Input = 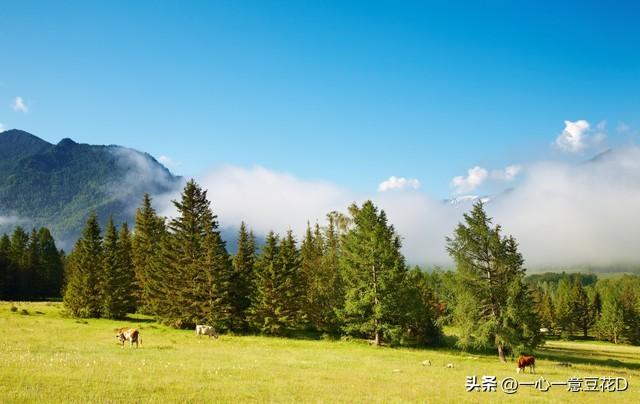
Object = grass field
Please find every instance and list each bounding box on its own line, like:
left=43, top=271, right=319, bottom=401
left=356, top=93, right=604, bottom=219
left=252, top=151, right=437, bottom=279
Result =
left=1, top=302, right=638, bottom=403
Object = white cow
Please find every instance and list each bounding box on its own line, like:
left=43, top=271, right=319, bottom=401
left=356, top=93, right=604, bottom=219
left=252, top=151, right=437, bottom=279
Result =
left=195, top=324, right=218, bottom=339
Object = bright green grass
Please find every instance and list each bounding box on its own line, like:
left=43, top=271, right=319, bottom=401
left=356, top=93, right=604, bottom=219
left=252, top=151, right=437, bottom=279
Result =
left=1, top=302, right=639, bottom=403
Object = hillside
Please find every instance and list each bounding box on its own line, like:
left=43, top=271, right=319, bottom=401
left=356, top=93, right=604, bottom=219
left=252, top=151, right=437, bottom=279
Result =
left=0, top=129, right=181, bottom=248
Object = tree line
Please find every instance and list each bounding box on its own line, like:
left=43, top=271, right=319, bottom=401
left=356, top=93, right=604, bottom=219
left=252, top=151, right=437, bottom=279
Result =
left=0, top=227, right=64, bottom=300
left=527, top=272, right=640, bottom=344
left=62, top=181, right=444, bottom=346
left=55, top=179, right=640, bottom=355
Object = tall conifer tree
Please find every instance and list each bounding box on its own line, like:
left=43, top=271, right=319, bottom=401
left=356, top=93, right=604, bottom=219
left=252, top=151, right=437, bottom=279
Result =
left=339, top=201, right=408, bottom=346
left=446, top=202, right=541, bottom=361
left=63, top=213, right=103, bottom=318
left=230, top=222, right=256, bottom=331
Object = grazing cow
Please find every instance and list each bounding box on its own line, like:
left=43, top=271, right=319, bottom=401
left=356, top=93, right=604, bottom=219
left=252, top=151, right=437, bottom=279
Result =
left=115, top=328, right=141, bottom=348
left=195, top=324, right=218, bottom=339
left=516, top=355, right=535, bottom=374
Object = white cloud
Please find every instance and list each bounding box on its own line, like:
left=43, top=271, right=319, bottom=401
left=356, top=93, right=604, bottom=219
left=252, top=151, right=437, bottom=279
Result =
left=12, top=96, right=28, bottom=113
left=491, top=165, right=522, bottom=181
left=162, top=165, right=354, bottom=237
left=0, top=123, right=5, bottom=132
left=158, top=155, right=181, bottom=168
left=554, top=120, right=593, bottom=153
left=377, top=176, right=421, bottom=192
left=489, top=148, right=640, bottom=267
left=451, top=166, right=488, bottom=194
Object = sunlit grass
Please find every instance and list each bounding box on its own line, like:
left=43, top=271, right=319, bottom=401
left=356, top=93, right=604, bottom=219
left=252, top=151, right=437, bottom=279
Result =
left=1, top=302, right=638, bottom=403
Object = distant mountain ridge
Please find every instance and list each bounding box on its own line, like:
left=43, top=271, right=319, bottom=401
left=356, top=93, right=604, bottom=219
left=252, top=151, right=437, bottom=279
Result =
left=0, top=129, right=182, bottom=248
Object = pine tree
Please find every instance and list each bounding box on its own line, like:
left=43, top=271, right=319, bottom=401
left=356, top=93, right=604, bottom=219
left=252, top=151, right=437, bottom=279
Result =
left=9, top=227, right=29, bottom=299
left=339, top=201, right=408, bottom=346
left=597, top=295, right=625, bottom=344
left=538, top=290, right=555, bottom=333
left=118, top=223, right=137, bottom=313
left=279, top=230, right=304, bottom=328
left=0, top=234, right=10, bottom=300
left=25, top=229, right=42, bottom=299
left=592, top=291, right=602, bottom=318
left=101, top=218, right=130, bottom=319
left=132, top=193, right=167, bottom=314
left=230, top=222, right=256, bottom=332
left=250, top=231, right=285, bottom=334
left=554, top=279, right=574, bottom=338
left=159, top=180, right=232, bottom=328
left=37, top=228, right=64, bottom=298
left=571, top=275, right=594, bottom=337
left=196, top=209, right=234, bottom=330
left=620, top=280, right=640, bottom=344
left=300, top=222, right=325, bottom=330
left=446, top=202, right=541, bottom=361
left=63, top=213, right=103, bottom=318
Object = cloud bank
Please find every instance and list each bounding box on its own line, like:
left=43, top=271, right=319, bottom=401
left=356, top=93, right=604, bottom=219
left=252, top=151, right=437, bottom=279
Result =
left=158, top=145, right=640, bottom=269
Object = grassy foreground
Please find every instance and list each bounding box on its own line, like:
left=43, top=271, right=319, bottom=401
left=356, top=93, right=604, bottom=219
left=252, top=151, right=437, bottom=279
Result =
left=0, top=302, right=639, bottom=403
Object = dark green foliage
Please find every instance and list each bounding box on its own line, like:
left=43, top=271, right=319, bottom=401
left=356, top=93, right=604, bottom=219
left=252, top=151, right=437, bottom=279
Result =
left=571, top=275, right=595, bottom=337
left=0, top=130, right=179, bottom=247
left=132, top=193, right=167, bottom=313
left=0, top=234, right=10, bottom=299
left=0, top=227, right=63, bottom=300
left=338, top=201, right=410, bottom=346
left=446, top=202, right=541, bottom=361
left=63, top=213, right=103, bottom=317
left=100, top=218, right=131, bottom=319
left=554, top=279, right=574, bottom=338
left=230, top=222, right=256, bottom=332
left=117, top=223, right=137, bottom=314
left=250, top=231, right=304, bottom=335
left=156, top=180, right=233, bottom=329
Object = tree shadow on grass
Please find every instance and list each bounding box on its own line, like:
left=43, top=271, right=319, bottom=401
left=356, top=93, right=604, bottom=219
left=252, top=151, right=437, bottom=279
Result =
left=536, top=347, right=640, bottom=371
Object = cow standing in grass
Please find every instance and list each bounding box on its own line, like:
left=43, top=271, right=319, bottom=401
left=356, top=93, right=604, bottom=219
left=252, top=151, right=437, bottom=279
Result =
left=516, top=355, right=535, bottom=373
left=195, top=324, right=218, bottom=339
left=116, top=328, right=141, bottom=348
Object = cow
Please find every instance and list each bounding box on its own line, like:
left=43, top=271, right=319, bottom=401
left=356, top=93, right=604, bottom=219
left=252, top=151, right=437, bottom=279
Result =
left=115, top=328, right=141, bottom=348
left=195, top=324, right=218, bottom=339
left=516, top=355, right=535, bottom=374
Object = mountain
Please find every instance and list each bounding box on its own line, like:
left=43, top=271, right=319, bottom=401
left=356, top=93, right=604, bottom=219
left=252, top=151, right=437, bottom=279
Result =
left=0, top=129, right=182, bottom=248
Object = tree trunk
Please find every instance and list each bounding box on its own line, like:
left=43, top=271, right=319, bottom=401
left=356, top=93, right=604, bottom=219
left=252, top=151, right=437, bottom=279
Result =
left=374, top=330, right=380, bottom=346
left=583, top=325, right=588, bottom=338
left=498, top=344, right=506, bottom=363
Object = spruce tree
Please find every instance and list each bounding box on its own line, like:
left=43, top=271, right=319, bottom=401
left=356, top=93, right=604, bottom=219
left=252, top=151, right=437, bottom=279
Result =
left=279, top=230, right=304, bottom=328
left=9, top=227, right=29, bottom=299
left=63, top=213, right=103, bottom=318
left=597, top=295, right=625, bottom=343
left=37, top=228, right=64, bottom=298
left=160, top=180, right=233, bottom=329
left=118, top=222, right=137, bottom=314
left=230, top=222, right=256, bottom=332
left=101, top=218, right=129, bottom=319
left=339, top=201, right=408, bottom=346
left=26, top=229, right=41, bottom=299
left=0, top=234, right=10, bottom=299
left=554, top=279, right=574, bottom=338
left=571, top=275, right=594, bottom=337
left=132, top=193, right=167, bottom=314
left=300, top=223, right=325, bottom=330
left=250, top=231, right=285, bottom=334
left=446, top=202, right=541, bottom=361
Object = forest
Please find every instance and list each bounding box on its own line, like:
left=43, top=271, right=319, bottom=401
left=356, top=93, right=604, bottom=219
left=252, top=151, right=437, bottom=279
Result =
left=2, top=179, right=640, bottom=358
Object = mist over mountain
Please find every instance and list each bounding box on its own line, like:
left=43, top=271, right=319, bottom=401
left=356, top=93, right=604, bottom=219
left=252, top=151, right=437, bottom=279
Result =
left=0, top=129, right=182, bottom=248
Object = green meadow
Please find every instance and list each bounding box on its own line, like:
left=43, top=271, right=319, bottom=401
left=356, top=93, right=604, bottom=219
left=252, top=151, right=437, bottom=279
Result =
left=1, top=302, right=638, bottom=403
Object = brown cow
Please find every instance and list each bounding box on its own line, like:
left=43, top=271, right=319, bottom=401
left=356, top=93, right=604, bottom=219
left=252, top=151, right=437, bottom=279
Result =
left=115, top=328, right=141, bottom=348
left=516, top=355, right=535, bottom=374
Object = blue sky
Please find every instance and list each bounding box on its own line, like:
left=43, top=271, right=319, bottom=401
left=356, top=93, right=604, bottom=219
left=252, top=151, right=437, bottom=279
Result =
left=1, top=0, right=638, bottom=197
